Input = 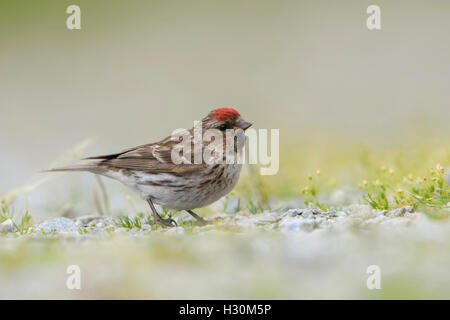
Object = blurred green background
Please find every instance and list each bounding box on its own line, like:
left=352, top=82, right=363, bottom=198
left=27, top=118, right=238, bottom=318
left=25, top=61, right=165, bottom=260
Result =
left=1, top=0, right=449, bottom=185
left=0, top=0, right=449, bottom=299
left=2, top=0, right=450, bottom=214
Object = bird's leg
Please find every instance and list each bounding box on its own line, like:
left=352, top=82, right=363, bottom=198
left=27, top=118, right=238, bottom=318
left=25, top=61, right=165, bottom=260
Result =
left=185, top=210, right=207, bottom=226
left=146, top=198, right=177, bottom=227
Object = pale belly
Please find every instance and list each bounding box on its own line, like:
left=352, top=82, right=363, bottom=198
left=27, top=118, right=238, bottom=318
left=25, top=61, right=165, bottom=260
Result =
left=104, top=164, right=243, bottom=211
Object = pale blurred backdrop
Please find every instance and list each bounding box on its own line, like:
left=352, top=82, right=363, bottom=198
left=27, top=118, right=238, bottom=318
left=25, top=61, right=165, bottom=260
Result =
left=1, top=0, right=449, bottom=216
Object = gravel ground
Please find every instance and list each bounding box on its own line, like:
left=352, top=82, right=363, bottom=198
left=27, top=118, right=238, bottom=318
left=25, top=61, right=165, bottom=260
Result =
left=1, top=205, right=450, bottom=299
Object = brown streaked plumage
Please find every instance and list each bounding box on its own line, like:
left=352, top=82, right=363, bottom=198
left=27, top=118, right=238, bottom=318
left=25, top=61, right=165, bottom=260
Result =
left=45, top=108, right=252, bottom=227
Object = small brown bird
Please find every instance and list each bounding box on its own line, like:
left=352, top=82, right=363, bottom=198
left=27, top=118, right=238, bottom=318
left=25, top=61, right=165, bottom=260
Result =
left=46, top=108, right=252, bottom=227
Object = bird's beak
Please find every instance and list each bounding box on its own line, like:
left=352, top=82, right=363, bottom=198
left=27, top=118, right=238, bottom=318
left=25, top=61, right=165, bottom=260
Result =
left=235, top=120, right=252, bottom=130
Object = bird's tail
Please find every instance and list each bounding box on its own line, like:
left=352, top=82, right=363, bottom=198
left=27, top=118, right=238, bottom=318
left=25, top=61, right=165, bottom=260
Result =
left=41, top=162, right=104, bottom=174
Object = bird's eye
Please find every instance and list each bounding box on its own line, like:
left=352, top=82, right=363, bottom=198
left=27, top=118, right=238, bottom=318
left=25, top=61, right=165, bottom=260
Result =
left=219, top=124, right=227, bottom=131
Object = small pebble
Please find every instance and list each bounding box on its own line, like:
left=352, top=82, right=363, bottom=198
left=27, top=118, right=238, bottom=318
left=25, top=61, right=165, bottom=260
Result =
left=0, top=219, right=17, bottom=233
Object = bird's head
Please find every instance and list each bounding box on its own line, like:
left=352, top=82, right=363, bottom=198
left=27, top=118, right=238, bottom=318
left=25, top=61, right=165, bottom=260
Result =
left=202, top=107, right=252, bottom=132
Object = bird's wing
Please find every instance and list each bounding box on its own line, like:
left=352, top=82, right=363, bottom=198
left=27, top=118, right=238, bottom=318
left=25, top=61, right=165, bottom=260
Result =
left=85, top=135, right=205, bottom=174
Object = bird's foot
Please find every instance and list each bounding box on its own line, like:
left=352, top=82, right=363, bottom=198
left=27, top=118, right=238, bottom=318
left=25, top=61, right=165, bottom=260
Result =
left=194, top=217, right=208, bottom=226
left=185, top=210, right=208, bottom=226
left=152, top=217, right=177, bottom=228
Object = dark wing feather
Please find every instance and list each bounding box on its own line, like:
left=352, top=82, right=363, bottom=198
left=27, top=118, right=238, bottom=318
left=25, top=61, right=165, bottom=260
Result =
left=86, top=135, right=205, bottom=174
left=82, top=143, right=153, bottom=160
